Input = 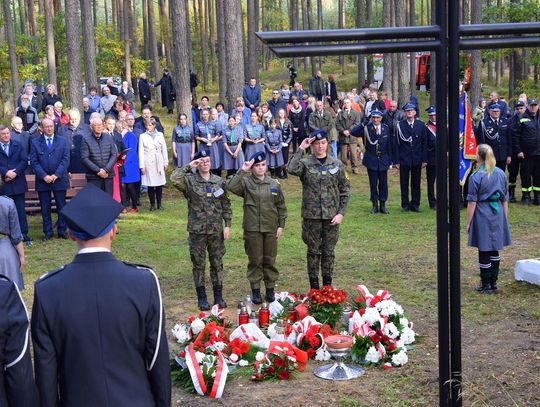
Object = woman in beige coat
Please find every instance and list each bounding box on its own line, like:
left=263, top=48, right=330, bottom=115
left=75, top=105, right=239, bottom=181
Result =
left=138, top=118, right=168, bottom=210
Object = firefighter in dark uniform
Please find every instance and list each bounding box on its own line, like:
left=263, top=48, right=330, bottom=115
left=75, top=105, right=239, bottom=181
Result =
left=515, top=98, right=540, bottom=205
left=31, top=184, right=171, bottom=407
left=0, top=275, right=39, bottom=406
left=475, top=103, right=512, bottom=172
left=352, top=109, right=393, bottom=214
left=425, top=106, right=437, bottom=209
left=395, top=103, right=427, bottom=212
left=507, top=99, right=527, bottom=202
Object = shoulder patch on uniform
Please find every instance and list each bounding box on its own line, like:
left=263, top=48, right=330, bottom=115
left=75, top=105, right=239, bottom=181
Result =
left=122, top=261, right=155, bottom=272
left=38, top=265, right=67, bottom=281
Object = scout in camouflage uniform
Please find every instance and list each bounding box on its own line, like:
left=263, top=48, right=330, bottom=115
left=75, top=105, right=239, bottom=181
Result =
left=227, top=152, right=287, bottom=304
left=288, top=130, right=351, bottom=289
left=170, top=150, right=232, bottom=310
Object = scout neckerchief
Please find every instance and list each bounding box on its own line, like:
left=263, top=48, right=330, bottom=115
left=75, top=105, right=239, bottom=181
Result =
left=229, top=126, right=236, bottom=143
left=472, top=163, right=501, bottom=214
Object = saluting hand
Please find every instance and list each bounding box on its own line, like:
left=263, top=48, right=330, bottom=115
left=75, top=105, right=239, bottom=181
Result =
left=189, top=159, right=201, bottom=169
left=241, top=159, right=255, bottom=171
left=299, top=136, right=315, bottom=150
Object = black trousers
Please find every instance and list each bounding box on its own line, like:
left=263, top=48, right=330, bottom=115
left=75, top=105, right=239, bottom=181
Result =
left=399, top=164, right=422, bottom=209
left=426, top=164, right=437, bottom=207
left=38, top=189, right=66, bottom=235
left=522, top=155, right=540, bottom=192
left=87, top=178, right=113, bottom=196
left=7, top=193, right=29, bottom=236
left=367, top=169, right=388, bottom=203
left=122, top=182, right=138, bottom=209
left=507, top=154, right=525, bottom=188
left=496, top=160, right=507, bottom=173
left=147, top=186, right=163, bottom=207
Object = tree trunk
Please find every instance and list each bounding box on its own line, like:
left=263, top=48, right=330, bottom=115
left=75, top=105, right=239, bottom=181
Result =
left=170, top=0, right=192, bottom=123
left=395, top=0, right=409, bottom=107
left=131, top=0, right=139, bottom=55
left=142, top=0, right=148, bottom=58
left=54, top=0, right=61, bottom=12
left=382, top=0, right=391, bottom=97
left=224, top=0, right=245, bottom=112
left=306, top=0, right=316, bottom=75
left=123, top=0, right=132, bottom=85
left=391, top=1, right=398, bottom=100
left=338, top=0, right=344, bottom=74
left=148, top=0, right=160, bottom=82
left=93, top=0, right=97, bottom=26
left=185, top=0, right=193, bottom=71
left=429, top=0, right=436, bottom=107
left=215, top=0, right=227, bottom=101
left=469, top=0, right=482, bottom=106
left=81, top=0, right=98, bottom=90
left=366, top=0, right=373, bottom=83
left=208, top=0, right=216, bottom=83
left=409, top=0, right=416, bottom=96
left=197, top=0, right=208, bottom=90
left=45, top=0, right=58, bottom=90
left=247, top=0, right=259, bottom=81
left=509, top=0, right=523, bottom=98
left=112, top=0, right=116, bottom=29
left=159, top=0, right=172, bottom=66
left=261, top=0, right=267, bottom=70
left=64, top=0, right=83, bottom=111
left=3, top=0, right=19, bottom=110
left=301, top=0, right=311, bottom=73
left=316, top=0, right=322, bottom=69
left=27, top=0, right=39, bottom=64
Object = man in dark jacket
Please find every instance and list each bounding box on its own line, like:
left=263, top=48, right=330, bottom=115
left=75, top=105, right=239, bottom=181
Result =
left=382, top=100, right=406, bottom=137
left=0, top=125, right=30, bottom=243
left=267, top=90, right=288, bottom=118
left=475, top=103, right=511, bottom=172
left=243, top=78, right=262, bottom=111
left=362, top=89, right=387, bottom=124
left=81, top=117, right=117, bottom=195
left=10, top=116, right=32, bottom=160
left=154, top=68, right=175, bottom=114
left=29, top=118, right=70, bottom=240
left=309, top=70, right=325, bottom=101
left=138, top=72, right=152, bottom=109
left=58, top=109, right=91, bottom=174
left=17, top=83, right=39, bottom=110
left=134, top=105, right=165, bottom=133
left=15, top=95, right=39, bottom=134
left=31, top=184, right=171, bottom=407
left=515, top=98, right=540, bottom=205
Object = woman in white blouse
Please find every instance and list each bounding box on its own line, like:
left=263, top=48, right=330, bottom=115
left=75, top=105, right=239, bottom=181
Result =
left=138, top=118, right=168, bottom=210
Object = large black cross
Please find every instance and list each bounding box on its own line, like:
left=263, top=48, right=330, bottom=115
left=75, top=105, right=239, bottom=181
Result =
left=257, top=2, right=540, bottom=406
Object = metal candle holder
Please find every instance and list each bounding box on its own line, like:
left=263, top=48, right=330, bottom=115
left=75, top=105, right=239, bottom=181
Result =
left=313, top=336, right=365, bottom=381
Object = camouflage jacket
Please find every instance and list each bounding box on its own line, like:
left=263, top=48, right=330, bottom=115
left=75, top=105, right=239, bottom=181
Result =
left=287, top=149, right=350, bottom=219
left=227, top=170, right=287, bottom=233
left=170, top=166, right=232, bottom=234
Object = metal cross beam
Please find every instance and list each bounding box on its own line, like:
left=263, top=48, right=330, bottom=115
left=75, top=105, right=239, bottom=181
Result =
left=257, top=3, right=540, bottom=407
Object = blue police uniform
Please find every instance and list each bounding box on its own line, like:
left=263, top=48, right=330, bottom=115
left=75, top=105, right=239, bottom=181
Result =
left=396, top=110, right=427, bottom=211
left=0, top=275, right=39, bottom=406
left=29, top=134, right=70, bottom=238
left=475, top=107, right=511, bottom=172
left=0, top=139, right=29, bottom=239
left=31, top=184, right=171, bottom=407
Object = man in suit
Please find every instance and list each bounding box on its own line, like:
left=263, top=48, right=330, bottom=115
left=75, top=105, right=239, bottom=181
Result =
left=58, top=108, right=91, bottom=174
left=29, top=118, right=70, bottom=240
left=243, top=77, right=262, bottom=111
left=0, top=274, right=39, bottom=406
left=335, top=98, right=362, bottom=174
left=10, top=116, right=33, bottom=175
left=31, top=184, right=171, bottom=407
left=0, top=125, right=31, bottom=245
left=308, top=100, right=335, bottom=158
left=138, top=72, right=152, bottom=109
left=475, top=103, right=512, bottom=172
left=395, top=103, right=427, bottom=212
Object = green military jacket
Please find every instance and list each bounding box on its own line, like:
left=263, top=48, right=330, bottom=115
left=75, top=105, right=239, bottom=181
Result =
left=287, top=149, right=351, bottom=220
left=227, top=170, right=287, bottom=233
left=170, top=166, right=232, bottom=234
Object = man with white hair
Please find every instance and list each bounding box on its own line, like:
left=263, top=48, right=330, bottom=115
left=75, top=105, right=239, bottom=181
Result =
left=10, top=116, right=32, bottom=158
left=17, top=83, right=39, bottom=110
left=15, top=94, right=39, bottom=134
left=100, top=87, right=117, bottom=116
left=104, top=78, right=119, bottom=96
left=58, top=109, right=91, bottom=173
left=82, top=97, right=95, bottom=125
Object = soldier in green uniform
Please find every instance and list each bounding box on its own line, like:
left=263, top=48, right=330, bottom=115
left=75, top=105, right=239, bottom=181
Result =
left=170, top=150, right=232, bottom=311
left=288, top=130, right=351, bottom=289
left=227, top=152, right=287, bottom=304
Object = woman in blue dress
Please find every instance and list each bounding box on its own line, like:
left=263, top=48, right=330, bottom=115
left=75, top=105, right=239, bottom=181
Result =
left=194, top=109, right=221, bottom=175
left=171, top=113, right=195, bottom=168
left=222, top=116, right=245, bottom=177
left=466, top=144, right=511, bottom=293
left=211, top=108, right=225, bottom=175
left=244, top=112, right=265, bottom=160
left=120, top=121, right=141, bottom=213
left=265, top=119, right=284, bottom=178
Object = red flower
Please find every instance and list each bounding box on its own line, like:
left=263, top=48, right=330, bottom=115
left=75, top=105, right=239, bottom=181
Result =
left=369, top=332, right=380, bottom=344
left=240, top=342, right=250, bottom=354
left=188, top=316, right=195, bottom=323
left=278, top=370, right=290, bottom=380
left=306, top=348, right=316, bottom=359
left=265, top=366, right=275, bottom=375
left=199, top=312, right=206, bottom=318
left=308, top=335, right=321, bottom=348
left=387, top=339, right=397, bottom=352
left=253, top=373, right=264, bottom=381
left=359, top=309, right=366, bottom=316
left=232, top=347, right=242, bottom=355
left=273, top=357, right=286, bottom=368
left=178, top=351, right=186, bottom=358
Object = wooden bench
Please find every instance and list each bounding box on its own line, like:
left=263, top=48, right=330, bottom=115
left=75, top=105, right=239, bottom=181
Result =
left=25, top=173, right=87, bottom=213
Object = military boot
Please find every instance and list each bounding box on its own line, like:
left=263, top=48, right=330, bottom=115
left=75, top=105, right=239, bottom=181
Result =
left=265, top=287, right=275, bottom=302
left=196, top=286, right=211, bottom=311
left=251, top=288, right=263, bottom=305
left=522, top=191, right=531, bottom=205
left=379, top=201, right=389, bottom=214
left=490, top=272, right=499, bottom=292
left=475, top=275, right=492, bottom=294
left=322, top=275, right=332, bottom=287
left=508, top=186, right=516, bottom=203
left=534, top=191, right=540, bottom=205
left=309, top=277, right=320, bottom=290
left=213, top=285, right=227, bottom=308
left=370, top=202, right=379, bottom=214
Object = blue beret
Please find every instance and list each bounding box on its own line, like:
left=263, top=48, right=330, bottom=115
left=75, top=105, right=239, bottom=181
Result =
left=193, top=149, right=209, bottom=160
left=403, top=103, right=416, bottom=111
left=60, top=184, right=122, bottom=241
left=426, top=106, right=437, bottom=115
left=488, top=103, right=501, bottom=111
left=311, top=129, right=328, bottom=140
left=370, top=110, right=383, bottom=117
left=250, top=151, right=266, bottom=163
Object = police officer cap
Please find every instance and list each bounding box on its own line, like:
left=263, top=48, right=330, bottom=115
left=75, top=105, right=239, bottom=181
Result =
left=514, top=100, right=525, bottom=108
left=193, top=149, right=209, bottom=160
left=250, top=151, right=266, bottom=163
left=488, top=103, right=501, bottom=111
left=528, top=98, right=538, bottom=105
left=60, top=183, right=122, bottom=241
left=311, top=129, right=328, bottom=140
left=370, top=110, right=383, bottom=117
left=403, top=102, right=416, bottom=111
left=426, top=106, right=437, bottom=115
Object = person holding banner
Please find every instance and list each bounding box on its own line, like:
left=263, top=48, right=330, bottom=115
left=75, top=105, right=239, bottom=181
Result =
left=475, top=103, right=511, bottom=172
left=466, top=144, right=511, bottom=294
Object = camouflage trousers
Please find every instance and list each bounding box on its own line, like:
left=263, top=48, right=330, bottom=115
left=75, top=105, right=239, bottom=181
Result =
left=188, top=232, right=225, bottom=287
left=301, top=219, right=340, bottom=280
left=244, top=231, right=279, bottom=290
